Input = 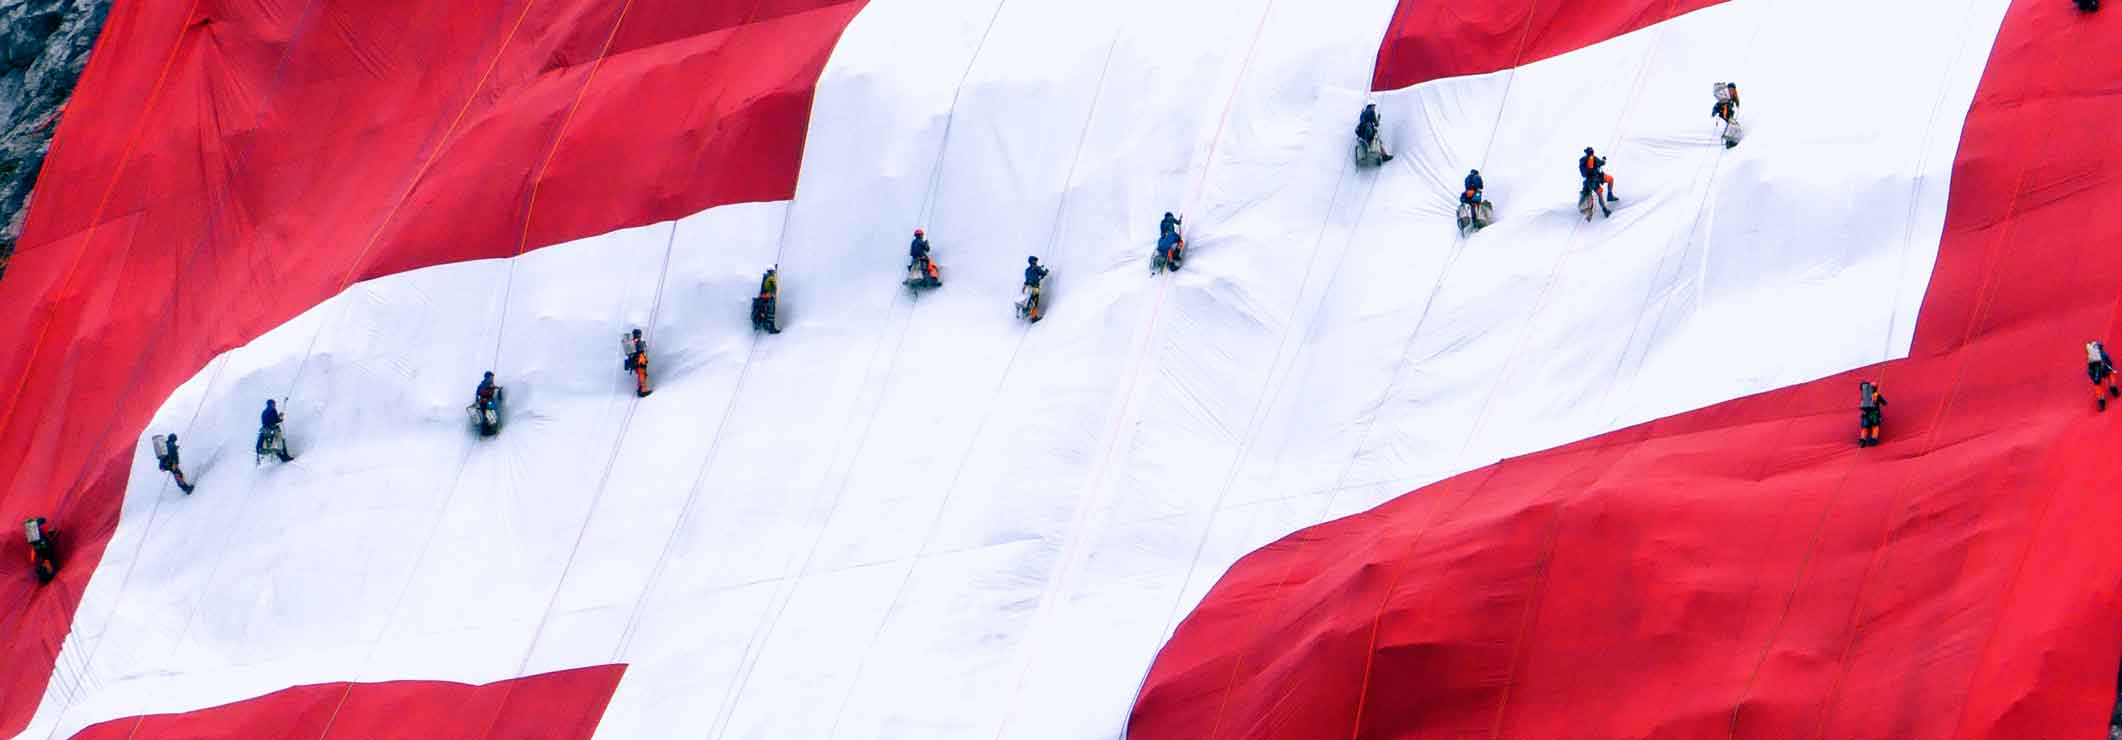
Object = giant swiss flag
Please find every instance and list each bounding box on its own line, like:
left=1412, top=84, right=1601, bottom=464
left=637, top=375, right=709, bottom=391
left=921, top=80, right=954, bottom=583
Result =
left=5, top=0, right=2106, bottom=738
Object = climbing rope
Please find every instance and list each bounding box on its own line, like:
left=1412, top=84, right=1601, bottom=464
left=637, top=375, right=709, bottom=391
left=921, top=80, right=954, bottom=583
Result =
left=818, top=31, right=1123, bottom=740
left=308, top=1, right=639, bottom=735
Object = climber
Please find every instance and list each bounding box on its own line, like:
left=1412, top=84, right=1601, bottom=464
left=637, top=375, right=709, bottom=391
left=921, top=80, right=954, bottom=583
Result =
left=1579, top=148, right=1617, bottom=200
left=1354, top=103, right=1393, bottom=166
left=1154, top=212, right=1185, bottom=272
left=24, top=517, right=57, bottom=585
left=1156, top=229, right=1185, bottom=273
left=1455, top=169, right=1493, bottom=234
left=1858, top=380, right=1887, bottom=447
left=752, top=267, right=781, bottom=334
left=624, top=328, right=652, bottom=397
left=1712, top=82, right=1742, bottom=149
left=152, top=433, right=196, bottom=493
left=470, top=371, right=505, bottom=436
left=256, top=399, right=293, bottom=464
left=1019, top=256, right=1051, bottom=322
left=2089, top=340, right=2119, bottom=410
left=906, top=229, right=941, bottom=289
left=1578, top=148, right=1617, bottom=220
left=1024, top=256, right=1049, bottom=288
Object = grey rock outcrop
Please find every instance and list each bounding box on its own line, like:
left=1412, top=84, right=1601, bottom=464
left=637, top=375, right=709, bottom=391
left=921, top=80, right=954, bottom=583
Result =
left=0, top=0, right=111, bottom=267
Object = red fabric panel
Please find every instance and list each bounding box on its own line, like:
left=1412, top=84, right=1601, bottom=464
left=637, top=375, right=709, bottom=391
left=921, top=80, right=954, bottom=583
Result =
left=1372, top=0, right=1731, bottom=92
left=0, top=0, right=862, bottom=736
left=68, top=665, right=624, bottom=740
left=1137, top=2, right=2122, bottom=739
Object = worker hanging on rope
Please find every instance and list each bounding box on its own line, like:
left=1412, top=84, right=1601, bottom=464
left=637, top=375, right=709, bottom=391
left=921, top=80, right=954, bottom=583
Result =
left=1154, top=212, right=1185, bottom=273
left=1354, top=103, right=1393, bottom=167
left=621, top=328, right=653, bottom=397
left=1018, top=256, right=1051, bottom=322
left=1712, top=82, right=1742, bottom=149
left=2089, top=340, right=2119, bottom=410
left=753, top=267, right=781, bottom=334
left=469, top=371, right=505, bottom=436
left=1458, top=169, right=1495, bottom=235
left=152, top=433, right=196, bottom=493
left=1579, top=148, right=1618, bottom=201
left=1858, top=380, right=1888, bottom=447
left=1578, top=147, right=1617, bottom=221
left=24, top=516, right=58, bottom=585
left=256, top=399, right=293, bottom=464
left=905, top=229, right=942, bottom=290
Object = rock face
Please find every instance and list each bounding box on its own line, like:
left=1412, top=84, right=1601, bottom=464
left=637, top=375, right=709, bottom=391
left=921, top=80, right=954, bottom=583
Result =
left=0, top=0, right=110, bottom=266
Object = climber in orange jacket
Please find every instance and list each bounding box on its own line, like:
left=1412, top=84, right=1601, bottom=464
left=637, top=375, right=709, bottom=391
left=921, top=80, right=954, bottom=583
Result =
left=624, top=328, right=652, bottom=397
left=1858, top=380, right=1887, bottom=447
